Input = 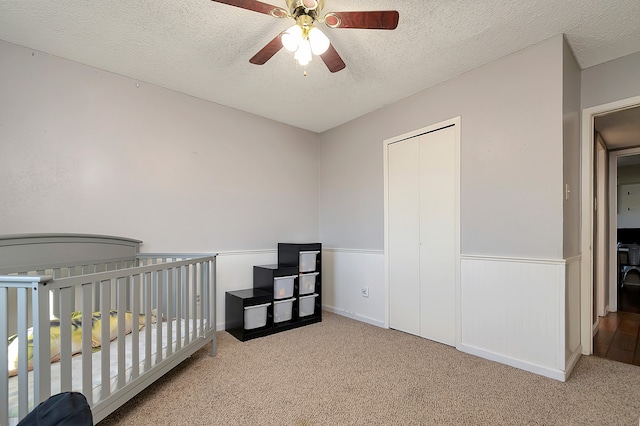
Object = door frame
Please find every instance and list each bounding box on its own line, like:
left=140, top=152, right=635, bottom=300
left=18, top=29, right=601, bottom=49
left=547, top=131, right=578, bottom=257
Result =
left=608, top=147, right=640, bottom=311
left=383, top=116, right=461, bottom=346
left=580, top=95, right=640, bottom=355
left=595, top=136, right=607, bottom=319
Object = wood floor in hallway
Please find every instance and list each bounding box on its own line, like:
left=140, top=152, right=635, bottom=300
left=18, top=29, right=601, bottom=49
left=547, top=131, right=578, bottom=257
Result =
left=593, top=284, right=640, bottom=365
left=594, top=310, right=640, bottom=365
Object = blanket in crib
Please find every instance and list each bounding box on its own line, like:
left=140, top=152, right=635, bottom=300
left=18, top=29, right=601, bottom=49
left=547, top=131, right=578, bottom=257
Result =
left=7, top=310, right=155, bottom=377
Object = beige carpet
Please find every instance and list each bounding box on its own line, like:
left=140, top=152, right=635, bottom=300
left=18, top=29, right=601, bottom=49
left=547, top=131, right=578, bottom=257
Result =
left=99, top=312, right=640, bottom=425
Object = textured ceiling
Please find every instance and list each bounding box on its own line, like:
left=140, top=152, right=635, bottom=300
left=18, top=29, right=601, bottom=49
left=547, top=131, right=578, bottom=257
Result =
left=1, top=0, right=640, bottom=133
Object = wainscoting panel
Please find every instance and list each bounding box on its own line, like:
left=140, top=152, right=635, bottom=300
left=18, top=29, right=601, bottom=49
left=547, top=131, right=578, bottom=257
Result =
left=565, top=255, right=582, bottom=374
left=459, top=256, right=567, bottom=380
left=215, top=250, right=277, bottom=330
left=322, top=249, right=385, bottom=327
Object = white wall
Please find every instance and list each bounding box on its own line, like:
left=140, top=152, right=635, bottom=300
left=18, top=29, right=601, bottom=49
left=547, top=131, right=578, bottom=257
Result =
left=0, top=40, right=320, bottom=254
left=561, top=36, right=582, bottom=371
left=582, top=50, right=640, bottom=110
left=321, top=249, right=385, bottom=327
left=562, top=36, right=582, bottom=259
left=320, top=35, right=564, bottom=259
left=319, top=35, right=576, bottom=380
left=0, top=33, right=596, bottom=380
left=0, top=40, right=323, bottom=329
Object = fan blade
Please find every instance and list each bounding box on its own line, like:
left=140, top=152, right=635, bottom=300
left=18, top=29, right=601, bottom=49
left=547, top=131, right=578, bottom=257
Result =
left=210, top=0, right=283, bottom=16
left=325, top=11, right=399, bottom=30
left=320, top=43, right=346, bottom=73
left=249, top=33, right=284, bottom=65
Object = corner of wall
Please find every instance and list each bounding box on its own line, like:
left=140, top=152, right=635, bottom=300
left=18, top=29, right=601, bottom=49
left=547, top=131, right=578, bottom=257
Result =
left=562, top=34, right=582, bottom=259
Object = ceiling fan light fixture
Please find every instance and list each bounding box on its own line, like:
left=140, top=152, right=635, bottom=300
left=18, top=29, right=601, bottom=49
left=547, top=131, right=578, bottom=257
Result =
left=211, top=1, right=399, bottom=73
left=282, top=25, right=302, bottom=52
left=294, top=38, right=312, bottom=65
left=308, top=27, right=329, bottom=55
left=301, top=0, right=318, bottom=10
left=282, top=23, right=323, bottom=67
left=324, top=12, right=341, bottom=28
left=269, top=7, right=289, bottom=18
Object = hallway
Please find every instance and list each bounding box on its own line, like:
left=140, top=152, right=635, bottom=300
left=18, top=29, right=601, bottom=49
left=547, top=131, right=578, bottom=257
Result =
left=593, top=285, right=640, bottom=365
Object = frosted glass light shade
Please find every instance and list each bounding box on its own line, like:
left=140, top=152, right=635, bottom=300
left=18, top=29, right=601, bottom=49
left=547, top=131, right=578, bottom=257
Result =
left=282, top=25, right=302, bottom=52
left=294, top=39, right=312, bottom=65
left=308, top=27, right=330, bottom=55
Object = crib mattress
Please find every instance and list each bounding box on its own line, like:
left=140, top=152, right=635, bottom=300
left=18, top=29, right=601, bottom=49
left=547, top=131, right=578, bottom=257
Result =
left=8, top=319, right=202, bottom=425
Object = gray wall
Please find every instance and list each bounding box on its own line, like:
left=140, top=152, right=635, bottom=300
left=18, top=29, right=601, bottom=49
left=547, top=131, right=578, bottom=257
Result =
left=562, top=36, right=582, bottom=259
left=617, top=164, right=640, bottom=229
left=319, top=35, right=566, bottom=259
left=582, top=51, right=640, bottom=110
left=618, top=164, right=640, bottom=185
left=0, top=40, right=320, bottom=253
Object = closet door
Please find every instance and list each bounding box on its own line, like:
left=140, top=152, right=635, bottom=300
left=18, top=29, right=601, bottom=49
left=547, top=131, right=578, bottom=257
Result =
left=419, top=125, right=456, bottom=346
left=388, top=137, right=420, bottom=336
left=388, top=124, right=457, bottom=346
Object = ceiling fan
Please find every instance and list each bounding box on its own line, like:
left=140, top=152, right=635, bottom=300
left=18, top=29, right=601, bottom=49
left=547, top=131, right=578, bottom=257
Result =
left=210, top=0, right=399, bottom=74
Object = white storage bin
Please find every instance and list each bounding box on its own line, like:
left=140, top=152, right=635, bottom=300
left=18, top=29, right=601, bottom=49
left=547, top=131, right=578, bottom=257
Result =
left=244, top=302, right=270, bottom=330
left=299, top=272, right=319, bottom=295
left=299, top=250, right=320, bottom=273
left=273, top=298, right=294, bottom=323
left=274, top=275, right=296, bottom=299
left=299, top=293, right=319, bottom=317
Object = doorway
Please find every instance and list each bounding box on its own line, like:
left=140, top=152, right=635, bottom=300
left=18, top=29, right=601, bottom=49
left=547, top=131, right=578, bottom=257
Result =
left=611, top=152, right=640, bottom=314
left=595, top=150, right=640, bottom=365
left=581, top=97, right=640, bottom=364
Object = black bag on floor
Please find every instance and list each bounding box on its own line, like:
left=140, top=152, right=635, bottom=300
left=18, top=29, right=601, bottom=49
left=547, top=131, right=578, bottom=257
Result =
left=17, top=392, right=93, bottom=426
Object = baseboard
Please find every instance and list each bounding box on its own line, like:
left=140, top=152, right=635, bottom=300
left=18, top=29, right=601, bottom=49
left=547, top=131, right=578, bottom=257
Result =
left=460, top=254, right=566, bottom=265
left=323, top=305, right=386, bottom=328
left=592, top=318, right=600, bottom=337
left=218, top=307, right=385, bottom=333
left=457, top=343, right=567, bottom=382
left=563, top=345, right=582, bottom=381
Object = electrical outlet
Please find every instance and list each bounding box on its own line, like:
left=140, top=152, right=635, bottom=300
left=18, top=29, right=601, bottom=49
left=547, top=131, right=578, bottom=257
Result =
left=361, top=286, right=369, bottom=298
left=196, top=295, right=201, bottom=305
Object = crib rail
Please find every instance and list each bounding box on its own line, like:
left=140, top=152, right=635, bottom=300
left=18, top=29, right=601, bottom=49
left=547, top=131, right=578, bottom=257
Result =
left=0, top=275, right=52, bottom=423
left=1, top=254, right=217, bottom=426
left=0, top=255, right=138, bottom=278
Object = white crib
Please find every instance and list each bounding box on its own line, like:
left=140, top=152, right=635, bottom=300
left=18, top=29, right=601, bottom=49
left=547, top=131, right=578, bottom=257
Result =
left=0, top=234, right=217, bottom=425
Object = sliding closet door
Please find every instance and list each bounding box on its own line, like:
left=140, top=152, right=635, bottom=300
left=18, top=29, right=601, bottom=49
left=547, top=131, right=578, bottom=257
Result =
left=388, top=138, right=420, bottom=336
left=388, top=124, right=457, bottom=346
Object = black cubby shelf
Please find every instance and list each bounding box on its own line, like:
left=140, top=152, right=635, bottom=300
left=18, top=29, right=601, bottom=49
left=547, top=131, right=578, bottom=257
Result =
left=225, top=243, right=322, bottom=342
